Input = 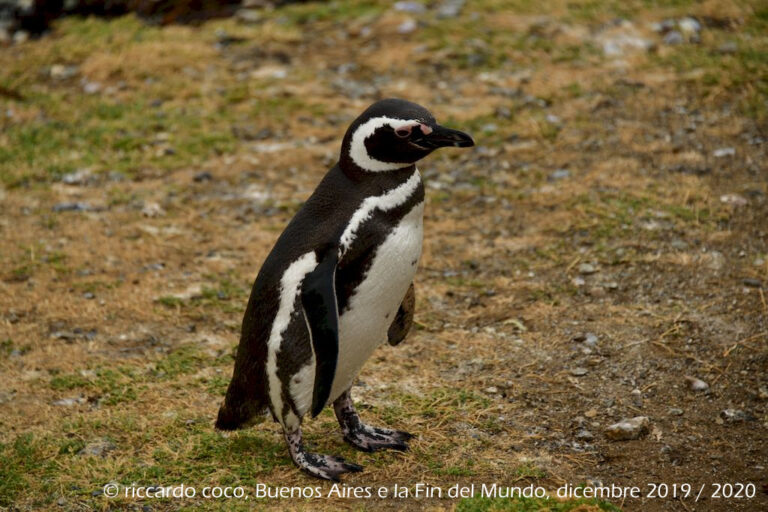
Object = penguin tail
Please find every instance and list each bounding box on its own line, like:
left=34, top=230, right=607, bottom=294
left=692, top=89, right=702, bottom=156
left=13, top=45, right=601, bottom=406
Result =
left=215, top=380, right=267, bottom=431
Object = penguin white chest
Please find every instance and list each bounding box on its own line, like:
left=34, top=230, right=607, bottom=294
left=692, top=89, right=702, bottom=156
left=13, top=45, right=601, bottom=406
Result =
left=331, top=201, right=424, bottom=400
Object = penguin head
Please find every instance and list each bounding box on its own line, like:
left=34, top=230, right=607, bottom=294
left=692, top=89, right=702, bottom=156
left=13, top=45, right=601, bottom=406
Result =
left=340, top=98, right=474, bottom=172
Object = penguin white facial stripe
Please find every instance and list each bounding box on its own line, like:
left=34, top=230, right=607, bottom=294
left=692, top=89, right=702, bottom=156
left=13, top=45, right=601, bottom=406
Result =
left=349, top=116, right=423, bottom=172
left=339, top=169, right=421, bottom=252
left=266, top=251, right=318, bottom=428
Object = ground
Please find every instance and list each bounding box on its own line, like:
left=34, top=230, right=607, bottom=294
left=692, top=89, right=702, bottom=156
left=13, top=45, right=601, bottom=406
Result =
left=1, top=0, right=767, bottom=511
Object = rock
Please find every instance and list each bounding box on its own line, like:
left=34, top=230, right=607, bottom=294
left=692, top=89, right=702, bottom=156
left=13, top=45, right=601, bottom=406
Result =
left=631, top=389, right=643, bottom=407
left=397, top=18, right=418, bottom=34
left=549, top=169, right=570, bottom=180
left=141, top=202, right=166, bottom=217
left=82, top=80, right=101, bottom=94
left=193, top=171, right=213, bottom=182
left=663, top=30, right=683, bottom=45
left=685, top=376, right=709, bottom=392
left=61, top=168, right=94, bottom=185
left=717, top=41, right=738, bottom=54
left=235, top=8, right=262, bottom=24
left=668, top=408, right=684, bottom=416
left=678, top=17, right=701, bottom=35
left=436, top=0, right=464, bottom=18
left=742, top=278, right=762, bottom=288
left=50, top=64, right=79, bottom=80
left=598, top=24, right=654, bottom=57
left=720, top=409, right=750, bottom=423
left=570, top=367, right=589, bottom=377
left=575, top=429, right=594, bottom=441
left=394, top=1, right=426, bottom=14
left=605, top=416, right=649, bottom=441
left=719, top=193, right=747, bottom=206
left=584, top=333, right=598, bottom=346
left=83, top=292, right=95, bottom=300
left=670, top=239, right=689, bottom=250
left=52, top=202, right=97, bottom=212
left=78, top=440, right=116, bottom=457
left=701, top=251, right=725, bottom=271
left=713, top=147, right=735, bottom=158
left=484, top=386, right=498, bottom=394
left=578, top=263, right=597, bottom=275
left=52, top=396, right=86, bottom=407
left=57, top=497, right=66, bottom=506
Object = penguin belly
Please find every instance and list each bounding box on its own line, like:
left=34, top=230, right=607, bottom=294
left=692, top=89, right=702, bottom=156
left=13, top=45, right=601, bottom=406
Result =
left=329, top=201, right=424, bottom=402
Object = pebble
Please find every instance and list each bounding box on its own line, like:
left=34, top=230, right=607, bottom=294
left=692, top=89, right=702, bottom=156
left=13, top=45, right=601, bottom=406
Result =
left=83, top=292, right=95, bottom=300
left=52, top=202, right=96, bottom=212
left=668, top=408, right=684, bottom=416
left=549, top=169, right=570, bottom=180
left=604, top=416, right=649, bottom=441
left=578, top=263, right=597, bottom=275
left=719, top=193, right=748, bottom=206
left=631, top=389, right=643, bottom=407
left=193, top=171, right=213, bottom=182
left=713, top=147, right=735, bottom=158
left=61, top=168, right=93, bottom=185
left=717, top=41, right=738, bottom=54
left=50, top=64, right=79, bottom=80
left=570, top=367, right=589, bottom=377
left=52, top=396, right=86, bottom=407
left=235, top=8, right=262, bottom=24
left=754, top=258, right=765, bottom=267
left=397, top=18, right=418, bottom=34
left=394, top=1, right=426, bottom=14
left=678, top=17, right=701, bottom=34
left=575, top=429, right=594, bottom=441
left=742, top=278, right=762, bottom=288
left=79, top=440, right=116, bottom=457
left=57, top=497, right=66, bottom=506
left=685, top=376, right=709, bottom=392
left=720, top=409, right=749, bottom=423
left=484, top=386, right=498, bottom=394
left=141, top=202, right=166, bottom=218
left=571, top=277, right=585, bottom=287
left=437, top=0, right=465, bottom=18
left=663, top=31, right=684, bottom=45
left=82, top=80, right=101, bottom=94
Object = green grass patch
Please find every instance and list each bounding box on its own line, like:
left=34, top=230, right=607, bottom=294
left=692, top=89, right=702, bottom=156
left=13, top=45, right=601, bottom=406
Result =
left=457, top=495, right=621, bottom=511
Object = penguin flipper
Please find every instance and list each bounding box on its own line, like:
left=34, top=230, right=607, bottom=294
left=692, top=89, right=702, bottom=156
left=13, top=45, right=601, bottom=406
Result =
left=387, top=282, right=415, bottom=346
left=301, top=247, right=340, bottom=418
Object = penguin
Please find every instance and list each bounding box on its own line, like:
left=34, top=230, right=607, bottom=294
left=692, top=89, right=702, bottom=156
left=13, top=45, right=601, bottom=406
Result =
left=216, top=98, right=474, bottom=481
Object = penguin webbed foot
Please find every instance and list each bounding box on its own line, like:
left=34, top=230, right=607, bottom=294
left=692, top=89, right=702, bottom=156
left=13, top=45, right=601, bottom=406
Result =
left=285, top=428, right=363, bottom=481
left=334, top=389, right=415, bottom=452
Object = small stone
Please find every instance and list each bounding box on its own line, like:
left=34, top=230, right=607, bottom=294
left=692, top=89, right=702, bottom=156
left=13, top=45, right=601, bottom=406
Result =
left=605, top=416, right=649, bottom=441
left=588, top=286, right=606, bottom=297
left=394, top=1, right=426, bottom=14
left=584, top=408, right=598, bottom=418
left=52, top=202, right=95, bottom=212
left=584, top=333, right=598, bottom=346
left=754, top=258, right=765, bottom=267
left=685, top=376, right=709, bottom=392
left=141, top=202, right=166, bottom=218
left=57, top=497, right=66, bottom=506
left=570, top=367, right=589, bottom=377
left=50, top=64, right=79, bottom=80
left=578, top=263, right=597, bottom=275
left=720, top=409, right=749, bottom=423
left=52, top=396, right=85, bottom=407
left=61, top=168, right=93, bottom=186
left=572, top=276, right=585, bottom=287
left=713, top=147, right=735, bottom=158
left=742, top=278, right=762, bottom=288
left=720, top=193, right=748, bottom=206
left=668, top=408, right=684, bottom=416
left=678, top=17, right=701, bottom=34
left=484, top=386, right=498, bottom=394
left=78, top=440, right=116, bottom=457
left=631, top=389, right=643, bottom=407
left=549, top=169, right=570, bottom=180
left=82, top=81, right=101, bottom=95
left=236, top=8, right=262, bottom=24
left=436, top=0, right=465, bottom=18
left=663, top=30, right=684, bottom=45
left=670, top=239, right=689, bottom=250
left=83, top=292, right=95, bottom=300
left=575, top=429, right=594, bottom=441
left=397, top=18, right=418, bottom=34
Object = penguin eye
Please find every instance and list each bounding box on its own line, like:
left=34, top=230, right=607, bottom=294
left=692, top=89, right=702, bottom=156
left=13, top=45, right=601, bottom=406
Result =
left=394, top=127, right=411, bottom=138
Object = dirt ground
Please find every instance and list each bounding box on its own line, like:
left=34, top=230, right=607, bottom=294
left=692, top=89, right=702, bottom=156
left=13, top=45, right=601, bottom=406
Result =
left=1, top=1, right=766, bottom=511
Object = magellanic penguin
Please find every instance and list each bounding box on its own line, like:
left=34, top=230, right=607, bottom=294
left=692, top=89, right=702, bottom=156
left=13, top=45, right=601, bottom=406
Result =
left=216, top=98, right=474, bottom=480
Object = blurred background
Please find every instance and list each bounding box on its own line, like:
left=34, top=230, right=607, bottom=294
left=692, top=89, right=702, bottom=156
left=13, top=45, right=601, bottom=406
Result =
left=1, top=1, right=766, bottom=510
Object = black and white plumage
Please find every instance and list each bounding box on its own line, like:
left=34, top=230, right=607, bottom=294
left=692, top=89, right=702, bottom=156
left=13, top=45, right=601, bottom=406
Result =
left=216, top=98, right=474, bottom=480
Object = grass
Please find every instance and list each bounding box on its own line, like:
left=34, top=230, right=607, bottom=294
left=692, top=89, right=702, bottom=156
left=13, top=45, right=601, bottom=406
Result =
left=2, top=0, right=767, bottom=510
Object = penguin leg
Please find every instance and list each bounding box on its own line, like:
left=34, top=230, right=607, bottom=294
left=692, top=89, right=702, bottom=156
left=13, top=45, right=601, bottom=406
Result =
left=333, top=390, right=414, bottom=452
left=284, top=426, right=363, bottom=482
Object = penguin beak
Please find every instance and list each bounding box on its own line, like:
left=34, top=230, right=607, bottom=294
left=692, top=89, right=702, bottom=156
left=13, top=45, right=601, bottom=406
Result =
left=412, top=124, right=475, bottom=149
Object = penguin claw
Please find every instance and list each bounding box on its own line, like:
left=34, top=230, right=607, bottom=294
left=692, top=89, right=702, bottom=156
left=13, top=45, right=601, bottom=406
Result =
left=343, top=424, right=415, bottom=452
left=298, top=453, right=363, bottom=481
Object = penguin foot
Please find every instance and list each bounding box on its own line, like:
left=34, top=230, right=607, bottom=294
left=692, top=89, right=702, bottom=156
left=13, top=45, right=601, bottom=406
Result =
left=285, top=428, right=363, bottom=481
left=333, top=389, right=415, bottom=452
